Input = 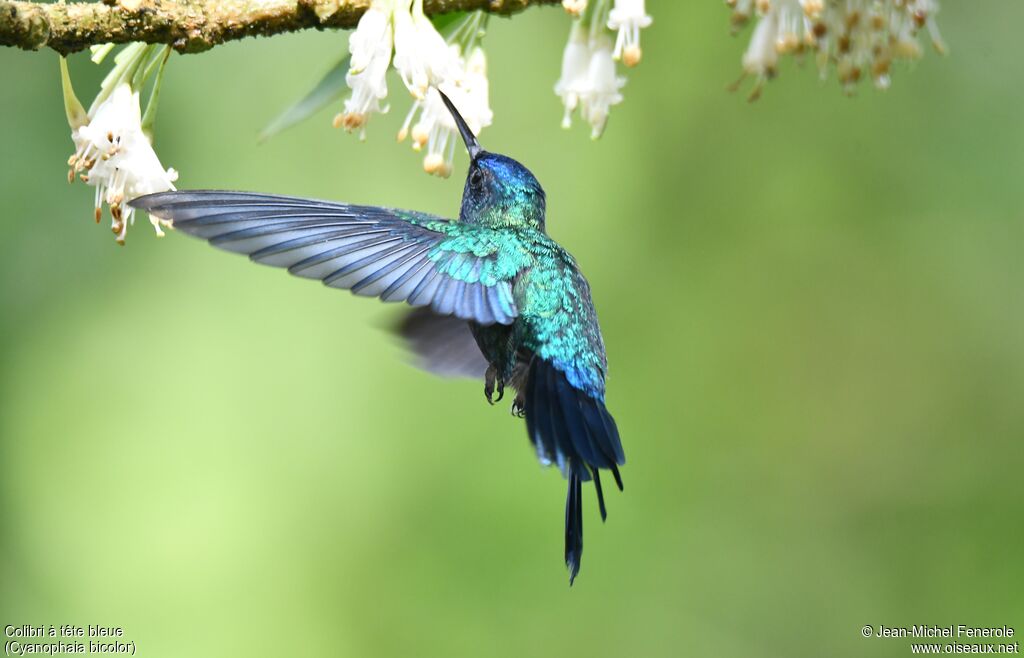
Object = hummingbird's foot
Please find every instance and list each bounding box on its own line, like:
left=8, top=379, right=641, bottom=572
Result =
left=511, top=390, right=527, bottom=418
left=484, top=366, right=505, bottom=405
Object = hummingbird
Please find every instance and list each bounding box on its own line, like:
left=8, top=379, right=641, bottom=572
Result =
left=131, top=92, right=625, bottom=585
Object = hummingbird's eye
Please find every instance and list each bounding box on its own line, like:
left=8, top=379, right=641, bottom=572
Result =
left=469, top=168, right=484, bottom=188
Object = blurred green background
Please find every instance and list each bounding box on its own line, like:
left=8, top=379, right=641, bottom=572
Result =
left=2, top=3, right=1022, bottom=656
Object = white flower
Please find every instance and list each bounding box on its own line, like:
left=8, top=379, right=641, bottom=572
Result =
left=398, top=47, right=492, bottom=177
left=909, top=0, right=947, bottom=55
left=607, top=0, right=652, bottom=67
left=579, top=33, right=624, bottom=139
left=392, top=0, right=456, bottom=100
left=739, top=3, right=779, bottom=98
left=348, top=0, right=393, bottom=74
left=555, top=17, right=627, bottom=139
left=68, top=83, right=178, bottom=245
left=554, top=22, right=591, bottom=129
left=336, top=0, right=395, bottom=136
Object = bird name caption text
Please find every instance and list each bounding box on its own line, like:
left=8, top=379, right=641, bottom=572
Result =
left=860, top=625, right=1019, bottom=655
left=4, top=625, right=136, bottom=656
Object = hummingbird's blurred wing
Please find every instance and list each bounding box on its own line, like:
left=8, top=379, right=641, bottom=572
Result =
left=393, top=307, right=489, bottom=378
left=132, top=191, right=519, bottom=325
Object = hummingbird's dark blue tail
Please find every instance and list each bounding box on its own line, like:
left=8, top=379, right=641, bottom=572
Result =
left=524, top=357, right=625, bottom=585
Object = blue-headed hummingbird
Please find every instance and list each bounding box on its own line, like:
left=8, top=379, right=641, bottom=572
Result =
left=132, top=92, right=625, bottom=584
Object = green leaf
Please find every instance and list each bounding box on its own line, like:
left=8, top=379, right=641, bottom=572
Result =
left=141, top=48, right=172, bottom=139
left=430, top=11, right=468, bottom=35
left=258, top=55, right=351, bottom=143
left=60, top=57, right=88, bottom=129
left=134, top=44, right=167, bottom=92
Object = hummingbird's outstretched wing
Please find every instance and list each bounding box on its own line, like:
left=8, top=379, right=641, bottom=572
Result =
left=132, top=191, right=519, bottom=325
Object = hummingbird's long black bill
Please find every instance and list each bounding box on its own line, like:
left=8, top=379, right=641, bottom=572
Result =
left=438, top=89, right=482, bottom=159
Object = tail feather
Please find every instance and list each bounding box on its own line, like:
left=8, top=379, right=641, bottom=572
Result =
left=525, top=360, right=562, bottom=471
left=610, top=463, right=624, bottom=491
left=591, top=467, right=607, bottom=521
left=565, top=472, right=583, bottom=585
left=524, top=357, right=625, bottom=585
left=553, top=367, right=614, bottom=469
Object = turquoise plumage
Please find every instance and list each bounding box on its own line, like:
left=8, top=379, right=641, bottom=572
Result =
left=131, top=92, right=624, bottom=585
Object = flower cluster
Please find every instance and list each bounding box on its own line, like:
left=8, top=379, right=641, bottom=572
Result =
left=555, top=0, right=651, bottom=139
left=727, top=0, right=946, bottom=99
left=336, top=0, right=493, bottom=177
left=398, top=47, right=491, bottom=178
left=63, top=44, right=177, bottom=244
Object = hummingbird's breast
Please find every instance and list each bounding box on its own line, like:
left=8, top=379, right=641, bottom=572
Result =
left=513, top=237, right=608, bottom=399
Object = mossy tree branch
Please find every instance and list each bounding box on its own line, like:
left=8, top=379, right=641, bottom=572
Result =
left=0, top=0, right=560, bottom=55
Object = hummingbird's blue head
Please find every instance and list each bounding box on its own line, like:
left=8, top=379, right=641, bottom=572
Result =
left=439, top=91, right=546, bottom=230
left=461, top=152, right=546, bottom=230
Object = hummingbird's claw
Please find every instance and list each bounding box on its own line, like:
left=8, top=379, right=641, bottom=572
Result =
left=484, top=366, right=497, bottom=405
left=484, top=365, right=505, bottom=405
left=512, top=390, right=527, bottom=418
